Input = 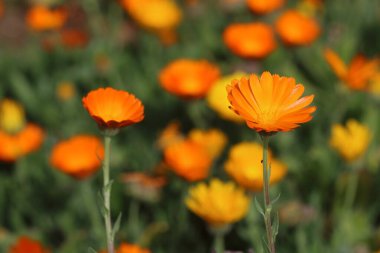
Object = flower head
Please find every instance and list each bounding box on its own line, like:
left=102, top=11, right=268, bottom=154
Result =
left=60, top=28, right=89, bottom=48
left=275, top=10, right=320, bottom=46
left=9, top=236, right=50, bottom=253
left=50, top=135, right=104, bottom=179
left=164, top=139, right=212, bottom=181
left=324, top=48, right=379, bottom=91
left=26, top=5, right=67, bottom=31
left=56, top=81, right=76, bottom=101
left=223, top=23, right=276, bottom=58
left=224, top=142, right=287, bottom=191
left=185, top=178, right=249, bottom=227
left=82, top=87, right=144, bottom=131
left=227, top=72, right=316, bottom=133
left=247, top=0, right=285, bottom=14
left=156, top=121, right=184, bottom=149
left=159, top=59, right=220, bottom=99
left=0, top=99, right=25, bottom=134
left=99, top=242, right=150, bottom=253
left=206, top=72, right=246, bottom=122
left=330, top=119, right=371, bottom=163
left=188, top=128, right=227, bottom=159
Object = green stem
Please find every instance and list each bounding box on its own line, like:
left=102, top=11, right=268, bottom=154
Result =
left=213, top=231, right=225, bottom=253
left=103, top=135, right=114, bottom=253
left=261, top=135, right=276, bottom=253
left=344, top=170, right=359, bottom=210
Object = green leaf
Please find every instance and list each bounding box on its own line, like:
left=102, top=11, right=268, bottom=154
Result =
left=112, top=212, right=123, bottom=239
left=254, top=197, right=265, bottom=217
left=271, top=193, right=281, bottom=206
left=272, top=212, right=279, bottom=243
left=88, top=247, right=98, bottom=253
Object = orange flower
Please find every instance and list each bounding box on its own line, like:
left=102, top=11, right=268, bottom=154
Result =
left=188, top=128, right=227, bottom=159
left=164, top=139, right=212, bottom=181
left=227, top=72, right=316, bottom=133
left=275, top=10, right=320, bottom=46
left=223, top=23, right=277, bottom=59
left=0, top=124, right=44, bottom=162
left=60, top=28, right=89, bottom=48
left=9, top=236, right=49, bottom=253
left=26, top=5, right=67, bottom=31
left=159, top=59, right=220, bottom=99
left=156, top=121, right=184, bottom=149
left=50, top=135, right=104, bottom=179
left=247, top=0, right=285, bottom=14
left=99, top=242, right=150, bottom=253
left=324, top=48, right=379, bottom=91
left=82, top=87, right=144, bottom=130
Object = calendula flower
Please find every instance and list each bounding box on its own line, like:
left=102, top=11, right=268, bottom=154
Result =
left=185, top=178, right=249, bottom=228
left=26, top=5, right=67, bottom=31
left=330, top=119, right=371, bottom=163
left=9, top=236, right=50, bottom=253
left=206, top=72, right=246, bottom=123
left=120, top=0, right=181, bottom=44
left=224, top=142, right=287, bottom=191
left=247, top=0, right=285, bottom=14
left=223, top=23, right=276, bottom=58
left=0, top=99, right=25, bottom=134
left=164, top=139, right=212, bottom=181
left=82, top=87, right=144, bottom=131
left=56, top=81, right=76, bottom=101
left=60, top=28, right=89, bottom=48
left=156, top=121, right=184, bottom=149
left=188, top=128, right=227, bottom=159
left=227, top=72, right=316, bottom=133
left=50, top=135, right=104, bottom=179
left=99, top=242, right=151, bottom=253
left=275, top=10, right=320, bottom=46
left=159, top=59, right=220, bottom=99
left=324, top=48, right=379, bottom=91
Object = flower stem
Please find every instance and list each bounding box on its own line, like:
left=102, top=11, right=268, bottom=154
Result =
left=344, top=170, right=359, bottom=210
left=213, top=232, right=225, bottom=253
left=103, top=135, right=115, bottom=253
left=261, top=135, right=276, bottom=253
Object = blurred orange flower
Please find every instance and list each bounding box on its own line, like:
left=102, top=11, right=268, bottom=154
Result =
left=227, top=72, right=316, bottom=133
left=0, top=0, right=4, bottom=18
left=82, top=87, right=144, bottom=130
left=60, top=28, right=89, bottom=48
left=56, top=81, right=76, bottom=101
left=9, top=236, right=49, bottom=253
left=99, top=242, right=150, bottom=253
left=50, top=135, right=104, bottom=179
left=224, top=142, right=287, bottom=191
left=188, top=128, right=227, bottom=159
left=156, top=121, right=184, bottom=149
left=324, top=48, right=379, bottom=91
left=247, top=0, right=285, bottom=14
left=223, top=23, right=276, bottom=58
left=275, top=10, right=320, bottom=46
left=164, top=139, right=212, bottom=181
left=0, top=124, right=44, bottom=162
left=26, top=5, right=67, bottom=31
left=159, top=59, right=220, bottom=99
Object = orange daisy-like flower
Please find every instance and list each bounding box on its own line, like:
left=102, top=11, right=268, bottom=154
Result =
left=324, top=48, right=379, bottom=91
left=223, top=23, right=277, bottom=59
left=99, top=242, right=151, bottom=253
left=26, top=5, right=67, bottom=31
left=275, top=10, right=320, bottom=46
left=227, top=72, right=316, bottom=133
left=164, top=139, right=212, bottom=181
left=9, top=236, right=50, bottom=253
left=159, top=59, right=220, bottom=99
left=82, top=87, right=144, bottom=130
left=0, top=124, right=44, bottom=162
left=246, top=0, right=285, bottom=14
left=50, top=135, right=104, bottom=179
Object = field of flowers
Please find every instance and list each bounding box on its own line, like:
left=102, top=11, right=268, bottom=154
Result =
left=1, top=0, right=380, bottom=252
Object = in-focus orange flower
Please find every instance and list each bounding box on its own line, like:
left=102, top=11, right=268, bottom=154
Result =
left=247, top=0, right=285, bottom=14
left=0, top=124, right=44, bottom=162
left=164, top=139, right=212, bottom=181
left=26, top=5, right=67, bottom=31
left=82, top=87, right=144, bottom=130
left=60, top=28, right=89, bottom=48
left=227, top=72, right=316, bottom=133
left=159, top=59, right=220, bottom=99
left=50, top=135, right=104, bottom=179
left=223, top=23, right=276, bottom=59
left=324, top=48, right=379, bottom=91
left=275, top=10, right=320, bottom=46
left=9, top=236, right=50, bottom=253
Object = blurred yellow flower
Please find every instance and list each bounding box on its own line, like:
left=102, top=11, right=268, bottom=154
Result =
left=188, top=128, right=227, bottom=159
left=56, top=81, right=76, bottom=101
left=224, top=142, right=287, bottom=191
left=206, top=72, right=246, bottom=123
left=0, top=99, right=25, bottom=134
left=369, top=72, right=380, bottom=96
left=330, top=119, right=371, bottom=163
left=185, top=178, right=249, bottom=228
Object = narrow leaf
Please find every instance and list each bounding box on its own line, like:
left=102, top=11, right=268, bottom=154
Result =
left=88, top=247, right=98, bottom=253
left=112, top=212, right=123, bottom=239
left=254, top=197, right=265, bottom=216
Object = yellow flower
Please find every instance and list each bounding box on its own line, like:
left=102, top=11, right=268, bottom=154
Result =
left=188, top=128, right=227, bottom=159
left=330, top=119, right=371, bottom=163
left=206, top=72, right=246, bottom=123
left=0, top=99, right=26, bottom=134
left=224, top=142, right=287, bottom=191
left=185, top=178, right=249, bottom=228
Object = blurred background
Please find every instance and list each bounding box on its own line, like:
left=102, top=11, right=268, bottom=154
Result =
left=0, top=0, right=380, bottom=252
